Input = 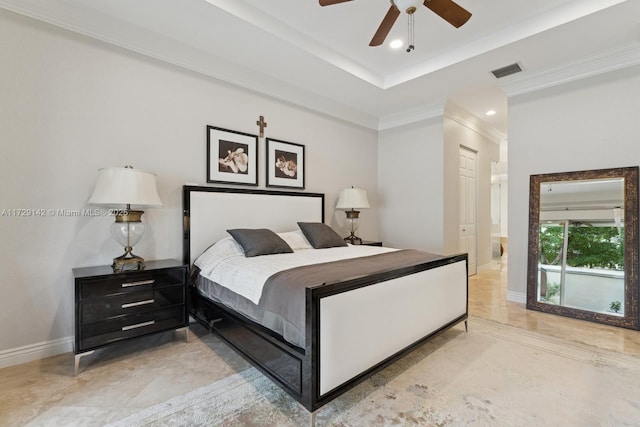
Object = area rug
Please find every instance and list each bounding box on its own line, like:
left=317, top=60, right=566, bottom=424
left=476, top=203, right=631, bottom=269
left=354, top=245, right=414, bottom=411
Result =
left=108, top=317, right=640, bottom=426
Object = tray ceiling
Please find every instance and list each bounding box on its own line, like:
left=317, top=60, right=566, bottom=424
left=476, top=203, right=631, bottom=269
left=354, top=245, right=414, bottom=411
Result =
left=1, top=0, right=639, bottom=134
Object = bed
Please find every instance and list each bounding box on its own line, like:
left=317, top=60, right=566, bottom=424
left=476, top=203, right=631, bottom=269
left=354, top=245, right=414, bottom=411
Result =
left=183, top=185, right=468, bottom=412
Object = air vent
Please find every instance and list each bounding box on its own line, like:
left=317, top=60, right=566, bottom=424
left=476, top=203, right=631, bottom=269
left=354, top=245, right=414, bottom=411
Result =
left=490, top=62, right=523, bottom=79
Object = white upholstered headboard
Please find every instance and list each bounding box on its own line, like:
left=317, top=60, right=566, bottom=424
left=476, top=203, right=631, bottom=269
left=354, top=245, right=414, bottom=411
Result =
left=183, top=186, right=324, bottom=265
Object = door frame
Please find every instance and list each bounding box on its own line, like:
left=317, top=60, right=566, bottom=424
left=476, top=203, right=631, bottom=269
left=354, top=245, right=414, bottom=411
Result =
left=459, top=145, right=478, bottom=275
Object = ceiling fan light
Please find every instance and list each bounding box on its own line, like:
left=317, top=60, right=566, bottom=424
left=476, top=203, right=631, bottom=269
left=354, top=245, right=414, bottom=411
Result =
left=390, top=39, right=403, bottom=49
left=392, top=0, right=421, bottom=14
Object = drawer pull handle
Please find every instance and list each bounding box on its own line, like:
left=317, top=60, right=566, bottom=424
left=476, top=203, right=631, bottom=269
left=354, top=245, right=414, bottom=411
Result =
left=121, top=279, right=155, bottom=288
left=122, top=320, right=155, bottom=331
left=121, top=299, right=155, bottom=309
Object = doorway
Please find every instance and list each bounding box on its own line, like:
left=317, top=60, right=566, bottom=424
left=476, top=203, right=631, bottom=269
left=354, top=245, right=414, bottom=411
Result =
left=459, top=146, right=477, bottom=275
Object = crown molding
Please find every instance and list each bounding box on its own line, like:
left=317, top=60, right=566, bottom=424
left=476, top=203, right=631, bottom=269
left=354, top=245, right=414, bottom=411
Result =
left=0, top=0, right=379, bottom=130
left=2, top=0, right=637, bottom=133
left=378, top=101, right=507, bottom=142
left=445, top=103, right=506, bottom=144
left=500, top=43, right=640, bottom=97
left=203, top=0, right=385, bottom=88
left=377, top=103, right=445, bottom=131
left=382, top=42, right=640, bottom=131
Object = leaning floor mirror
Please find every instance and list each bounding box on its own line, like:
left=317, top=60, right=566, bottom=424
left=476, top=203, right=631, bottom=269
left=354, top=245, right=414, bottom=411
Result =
left=526, top=166, right=639, bottom=330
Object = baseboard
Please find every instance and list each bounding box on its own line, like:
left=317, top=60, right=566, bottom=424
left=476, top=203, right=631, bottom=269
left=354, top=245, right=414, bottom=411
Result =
left=506, top=290, right=526, bottom=304
left=0, top=291, right=526, bottom=370
left=477, top=263, right=491, bottom=272
left=0, top=336, right=73, bottom=369
left=477, top=261, right=503, bottom=272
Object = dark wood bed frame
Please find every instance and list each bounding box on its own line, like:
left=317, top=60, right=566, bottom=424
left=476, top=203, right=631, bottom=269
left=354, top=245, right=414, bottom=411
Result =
left=183, top=185, right=468, bottom=412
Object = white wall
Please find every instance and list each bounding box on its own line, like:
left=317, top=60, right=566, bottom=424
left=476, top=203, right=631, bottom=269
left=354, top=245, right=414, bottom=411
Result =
left=442, top=114, right=500, bottom=266
left=507, top=65, right=640, bottom=301
left=0, top=9, right=378, bottom=366
left=377, top=111, right=499, bottom=267
left=378, top=118, right=445, bottom=253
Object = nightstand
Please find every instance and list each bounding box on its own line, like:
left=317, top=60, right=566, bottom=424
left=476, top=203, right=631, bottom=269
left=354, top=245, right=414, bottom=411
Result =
left=357, top=240, right=383, bottom=247
left=72, top=259, right=188, bottom=374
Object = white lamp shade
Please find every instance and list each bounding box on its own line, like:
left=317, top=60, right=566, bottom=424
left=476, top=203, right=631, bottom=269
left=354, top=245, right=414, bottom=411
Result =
left=88, top=166, right=162, bottom=207
left=336, top=187, right=370, bottom=210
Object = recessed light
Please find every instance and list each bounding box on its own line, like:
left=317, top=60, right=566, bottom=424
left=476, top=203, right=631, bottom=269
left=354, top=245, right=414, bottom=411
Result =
left=390, top=39, right=403, bottom=49
left=485, top=110, right=497, bottom=116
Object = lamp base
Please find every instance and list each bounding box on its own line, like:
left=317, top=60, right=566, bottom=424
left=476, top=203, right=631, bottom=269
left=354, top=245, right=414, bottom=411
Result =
left=344, top=233, right=363, bottom=245
left=112, top=251, right=145, bottom=272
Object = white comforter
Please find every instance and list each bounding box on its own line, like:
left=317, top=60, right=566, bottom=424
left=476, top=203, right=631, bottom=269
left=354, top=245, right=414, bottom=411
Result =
left=195, top=237, right=396, bottom=304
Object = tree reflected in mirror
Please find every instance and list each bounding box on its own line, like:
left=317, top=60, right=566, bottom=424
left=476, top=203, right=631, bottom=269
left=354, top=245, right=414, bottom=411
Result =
left=538, top=220, right=625, bottom=313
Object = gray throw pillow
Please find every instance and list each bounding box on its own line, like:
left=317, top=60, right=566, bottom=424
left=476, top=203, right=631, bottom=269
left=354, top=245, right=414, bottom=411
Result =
left=297, top=222, right=347, bottom=249
left=227, top=228, right=293, bottom=257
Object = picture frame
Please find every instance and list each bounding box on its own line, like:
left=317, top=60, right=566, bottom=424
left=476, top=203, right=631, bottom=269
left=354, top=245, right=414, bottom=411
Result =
left=207, top=125, right=258, bottom=186
left=266, top=138, right=305, bottom=189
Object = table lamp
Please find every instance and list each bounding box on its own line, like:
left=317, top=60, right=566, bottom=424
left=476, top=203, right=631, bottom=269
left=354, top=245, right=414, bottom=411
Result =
left=88, top=165, right=162, bottom=271
left=336, top=187, right=370, bottom=244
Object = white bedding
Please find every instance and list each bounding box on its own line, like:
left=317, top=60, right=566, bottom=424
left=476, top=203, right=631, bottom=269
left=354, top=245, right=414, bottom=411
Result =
left=195, top=237, right=396, bottom=304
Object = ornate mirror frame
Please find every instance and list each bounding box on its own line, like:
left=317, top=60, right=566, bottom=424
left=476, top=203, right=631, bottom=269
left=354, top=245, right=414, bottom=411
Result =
left=526, top=166, right=639, bottom=330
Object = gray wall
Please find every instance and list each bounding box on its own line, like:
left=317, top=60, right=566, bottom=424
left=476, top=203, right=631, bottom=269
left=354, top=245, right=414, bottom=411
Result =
left=378, top=118, right=445, bottom=253
left=507, top=65, right=640, bottom=302
left=378, top=111, right=500, bottom=267
left=442, top=114, right=500, bottom=265
left=0, top=9, right=378, bottom=365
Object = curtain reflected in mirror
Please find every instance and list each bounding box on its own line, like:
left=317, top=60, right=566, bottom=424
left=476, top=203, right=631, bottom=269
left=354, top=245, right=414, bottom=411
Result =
left=527, top=167, right=639, bottom=330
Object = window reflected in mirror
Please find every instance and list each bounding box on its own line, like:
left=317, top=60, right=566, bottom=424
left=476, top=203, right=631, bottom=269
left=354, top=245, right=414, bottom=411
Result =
left=527, top=168, right=638, bottom=330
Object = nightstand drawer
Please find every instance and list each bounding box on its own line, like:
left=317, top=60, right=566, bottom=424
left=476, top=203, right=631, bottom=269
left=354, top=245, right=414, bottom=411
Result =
left=80, top=286, right=185, bottom=324
left=80, top=268, right=185, bottom=299
left=80, top=306, right=185, bottom=350
left=73, top=260, right=188, bottom=370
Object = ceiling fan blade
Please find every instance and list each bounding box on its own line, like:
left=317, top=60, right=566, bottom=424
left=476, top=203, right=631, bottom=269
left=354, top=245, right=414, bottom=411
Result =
left=319, top=0, right=353, bottom=6
left=369, top=5, right=400, bottom=46
left=423, top=0, right=472, bottom=28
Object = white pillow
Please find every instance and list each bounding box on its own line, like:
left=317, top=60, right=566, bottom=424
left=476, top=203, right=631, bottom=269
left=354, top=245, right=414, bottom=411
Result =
left=277, top=230, right=313, bottom=250
left=194, top=236, right=244, bottom=275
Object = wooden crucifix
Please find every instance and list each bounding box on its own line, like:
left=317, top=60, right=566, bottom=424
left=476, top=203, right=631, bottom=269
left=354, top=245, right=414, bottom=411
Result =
left=256, top=115, right=267, bottom=138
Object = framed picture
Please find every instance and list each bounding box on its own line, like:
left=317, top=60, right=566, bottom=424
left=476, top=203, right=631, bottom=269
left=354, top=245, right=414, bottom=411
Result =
left=207, top=126, right=258, bottom=186
left=266, top=138, right=305, bottom=189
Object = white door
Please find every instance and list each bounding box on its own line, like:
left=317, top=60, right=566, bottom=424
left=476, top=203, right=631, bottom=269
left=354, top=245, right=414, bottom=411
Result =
left=459, top=147, right=477, bottom=275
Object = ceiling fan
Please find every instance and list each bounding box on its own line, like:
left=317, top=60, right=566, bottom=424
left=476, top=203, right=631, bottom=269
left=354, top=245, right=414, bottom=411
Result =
left=319, top=0, right=471, bottom=51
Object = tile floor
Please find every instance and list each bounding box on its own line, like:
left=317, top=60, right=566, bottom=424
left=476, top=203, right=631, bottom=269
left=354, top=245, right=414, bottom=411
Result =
left=469, top=260, right=640, bottom=356
left=1, top=258, right=639, bottom=425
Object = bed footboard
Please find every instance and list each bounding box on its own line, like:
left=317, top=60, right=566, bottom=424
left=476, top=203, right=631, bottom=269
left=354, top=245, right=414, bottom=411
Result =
left=316, top=258, right=467, bottom=396
left=189, top=253, right=468, bottom=412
